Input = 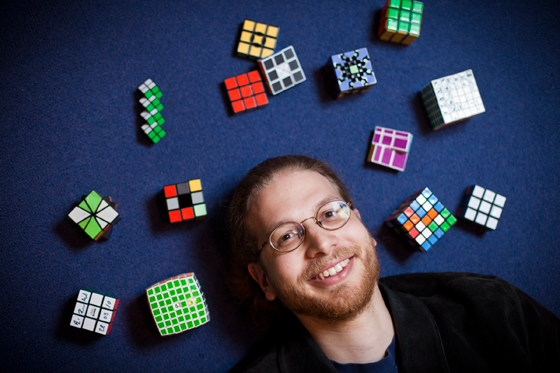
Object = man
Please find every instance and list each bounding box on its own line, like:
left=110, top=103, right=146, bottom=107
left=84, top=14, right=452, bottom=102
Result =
left=227, top=155, right=560, bottom=372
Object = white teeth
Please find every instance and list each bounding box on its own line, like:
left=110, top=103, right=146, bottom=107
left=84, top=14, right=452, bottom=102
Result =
left=318, top=273, right=324, bottom=280
left=328, top=267, right=337, bottom=276
left=316, top=258, right=352, bottom=280
left=335, top=263, right=343, bottom=272
left=323, top=270, right=330, bottom=277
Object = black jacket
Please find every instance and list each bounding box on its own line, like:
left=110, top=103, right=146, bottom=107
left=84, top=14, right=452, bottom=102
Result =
left=236, top=272, right=560, bottom=372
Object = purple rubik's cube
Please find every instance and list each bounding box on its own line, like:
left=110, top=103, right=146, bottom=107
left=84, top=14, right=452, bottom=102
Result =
left=367, top=126, right=413, bottom=171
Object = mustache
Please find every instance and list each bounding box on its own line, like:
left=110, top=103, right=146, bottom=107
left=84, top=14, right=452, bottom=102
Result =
left=298, top=246, right=361, bottom=282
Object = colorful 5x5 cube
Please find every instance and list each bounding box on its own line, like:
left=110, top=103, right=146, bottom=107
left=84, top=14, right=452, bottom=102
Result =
left=458, top=185, right=506, bottom=230
left=70, top=288, right=119, bottom=335
left=163, top=179, right=207, bottom=223
left=237, top=20, right=279, bottom=59
left=224, top=71, right=269, bottom=114
left=378, top=0, right=423, bottom=45
left=326, top=47, right=377, bottom=99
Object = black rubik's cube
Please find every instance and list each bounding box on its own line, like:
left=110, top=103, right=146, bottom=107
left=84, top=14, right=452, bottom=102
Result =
left=326, top=47, right=377, bottom=99
left=458, top=185, right=506, bottom=230
left=236, top=20, right=279, bottom=59
left=224, top=71, right=268, bottom=114
left=70, top=288, right=119, bottom=335
left=138, top=79, right=166, bottom=144
left=163, top=179, right=207, bottom=223
left=258, top=46, right=306, bottom=95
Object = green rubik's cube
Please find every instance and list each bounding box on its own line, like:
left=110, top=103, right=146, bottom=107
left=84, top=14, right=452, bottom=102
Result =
left=146, top=273, right=210, bottom=336
left=141, top=123, right=166, bottom=144
left=378, top=0, right=423, bottom=45
left=139, top=78, right=163, bottom=100
left=68, top=191, right=121, bottom=240
left=138, top=79, right=166, bottom=143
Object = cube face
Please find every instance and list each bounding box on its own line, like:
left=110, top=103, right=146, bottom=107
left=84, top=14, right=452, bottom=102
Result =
left=163, top=179, right=207, bottom=223
left=326, top=47, right=377, bottom=99
left=237, top=20, right=279, bottom=59
left=258, top=46, right=306, bottom=95
left=146, top=273, right=210, bottom=336
left=139, top=79, right=166, bottom=143
left=367, top=126, right=413, bottom=171
left=385, top=187, right=456, bottom=252
left=70, top=288, right=119, bottom=335
left=378, top=0, right=424, bottom=45
left=458, top=185, right=506, bottom=230
left=224, top=71, right=268, bottom=114
left=68, top=191, right=121, bottom=240
left=421, top=70, right=485, bottom=130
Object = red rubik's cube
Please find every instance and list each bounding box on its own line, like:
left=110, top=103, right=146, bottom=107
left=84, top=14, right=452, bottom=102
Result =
left=224, top=71, right=268, bottom=114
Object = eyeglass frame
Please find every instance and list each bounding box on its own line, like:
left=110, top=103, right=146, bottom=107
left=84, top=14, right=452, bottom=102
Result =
left=259, top=200, right=354, bottom=254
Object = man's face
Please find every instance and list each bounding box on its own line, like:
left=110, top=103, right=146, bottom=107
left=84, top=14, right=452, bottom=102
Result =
left=247, top=169, right=380, bottom=322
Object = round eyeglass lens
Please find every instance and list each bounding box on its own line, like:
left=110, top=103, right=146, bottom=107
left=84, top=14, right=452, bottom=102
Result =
left=270, top=222, right=305, bottom=251
left=317, top=201, right=351, bottom=229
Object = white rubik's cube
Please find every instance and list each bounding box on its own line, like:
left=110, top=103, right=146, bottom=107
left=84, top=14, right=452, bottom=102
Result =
left=458, top=185, right=506, bottom=230
left=420, top=69, right=485, bottom=130
left=258, top=46, right=306, bottom=95
left=70, top=289, right=119, bottom=335
left=367, top=126, right=413, bottom=172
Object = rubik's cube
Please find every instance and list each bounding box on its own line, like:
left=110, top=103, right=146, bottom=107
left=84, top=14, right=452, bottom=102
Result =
left=367, top=126, right=413, bottom=172
left=378, top=0, right=424, bottom=45
left=146, top=273, right=210, bottom=336
left=258, top=46, right=306, bottom=95
left=325, top=47, right=377, bottom=99
left=138, top=79, right=166, bottom=143
left=385, top=188, right=457, bottom=252
left=237, top=20, right=279, bottom=59
left=68, top=191, right=121, bottom=240
left=421, top=70, right=485, bottom=130
left=70, top=288, right=119, bottom=335
left=163, top=179, right=207, bottom=223
left=224, top=71, right=269, bottom=114
left=458, top=185, right=506, bottom=230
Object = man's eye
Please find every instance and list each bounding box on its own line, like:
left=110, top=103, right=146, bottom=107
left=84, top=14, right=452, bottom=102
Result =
left=279, top=231, right=296, bottom=242
left=321, top=209, right=338, bottom=220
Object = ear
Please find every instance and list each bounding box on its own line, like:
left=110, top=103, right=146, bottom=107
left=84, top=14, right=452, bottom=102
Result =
left=353, top=208, right=361, bottom=219
left=247, top=263, right=277, bottom=301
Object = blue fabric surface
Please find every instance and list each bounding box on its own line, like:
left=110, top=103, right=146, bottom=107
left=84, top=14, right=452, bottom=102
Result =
left=1, top=0, right=559, bottom=371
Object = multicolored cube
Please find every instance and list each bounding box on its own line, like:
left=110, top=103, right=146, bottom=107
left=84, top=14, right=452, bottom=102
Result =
left=385, top=188, right=456, bottom=252
left=378, top=0, right=423, bottom=45
left=141, top=123, right=166, bottom=144
left=458, top=185, right=506, bottom=230
left=70, top=288, right=119, bottom=335
left=224, top=71, right=269, bottom=114
left=258, top=46, right=306, bottom=95
left=163, top=179, right=207, bottom=223
left=326, top=47, right=377, bottom=99
left=237, top=20, right=279, bottom=59
left=146, top=273, right=210, bottom=336
left=367, top=126, right=412, bottom=172
left=68, top=191, right=121, bottom=240
left=138, top=79, right=166, bottom=143
left=421, top=70, right=485, bottom=130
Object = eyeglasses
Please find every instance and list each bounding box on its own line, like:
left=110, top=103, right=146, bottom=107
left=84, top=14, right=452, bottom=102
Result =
left=260, top=200, right=353, bottom=253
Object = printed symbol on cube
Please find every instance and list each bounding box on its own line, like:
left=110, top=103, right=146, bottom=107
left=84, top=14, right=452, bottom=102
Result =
left=138, top=79, right=166, bottom=143
left=163, top=179, right=207, bottom=223
left=224, top=71, right=269, bottom=114
left=68, top=191, right=121, bottom=240
left=146, top=273, right=210, bottom=336
left=326, top=47, right=377, bottom=99
left=385, top=187, right=457, bottom=252
left=378, top=0, right=424, bottom=45
left=458, top=185, right=506, bottom=230
left=237, top=20, right=279, bottom=59
left=258, top=46, right=306, bottom=95
left=70, top=288, right=119, bottom=335
left=367, top=126, right=413, bottom=172
left=420, top=69, right=485, bottom=130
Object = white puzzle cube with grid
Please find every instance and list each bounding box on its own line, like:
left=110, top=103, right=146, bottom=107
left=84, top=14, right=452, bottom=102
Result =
left=146, top=273, right=210, bottom=336
left=258, top=46, right=306, bottom=95
left=458, top=185, right=506, bottom=230
left=70, top=288, right=119, bottom=335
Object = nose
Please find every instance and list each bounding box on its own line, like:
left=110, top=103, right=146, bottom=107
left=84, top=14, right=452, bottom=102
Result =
left=302, top=219, right=337, bottom=258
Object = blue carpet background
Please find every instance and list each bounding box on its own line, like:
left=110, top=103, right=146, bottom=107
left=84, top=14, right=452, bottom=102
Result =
left=1, top=0, right=559, bottom=371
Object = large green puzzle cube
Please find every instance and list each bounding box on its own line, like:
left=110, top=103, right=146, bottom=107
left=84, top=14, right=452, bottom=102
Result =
left=146, top=273, right=210, bottom=336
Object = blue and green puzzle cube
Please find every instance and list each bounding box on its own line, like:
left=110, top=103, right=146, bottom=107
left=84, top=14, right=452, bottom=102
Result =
left=68, top=191, right=121, bottom=240
left=325, top=47, right=377, bottom=99
left=378, top=0, right=423, bottom=45
left=146, top=273, right=210, bottom=336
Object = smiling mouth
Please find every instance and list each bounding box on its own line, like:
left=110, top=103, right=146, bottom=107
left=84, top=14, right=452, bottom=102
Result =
left=312, top=257, right=351, bottom=280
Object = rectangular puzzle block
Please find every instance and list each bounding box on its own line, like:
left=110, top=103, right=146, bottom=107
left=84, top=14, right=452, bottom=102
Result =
left=68, top=191, right=121, bottom=240
left=258, top=46, right=306, bottom=95
left=421, top=69, right=485, bottom=130
left=224, top=70, right=269, bottom=114
left=326, top=47, right=377, bottom=99
left=367, top=126, right=413, bottom=171
left=378, top=0, right=424, bottom=45
left=458, top=185, right=506, bottom=230
left=163, top=179, right=207, bottom=223
left=237, top=20, right=279, bottom=59
left=70, top=288, right=119, bottom=335
left=385, top=187, right=456, bottom=252
left=138, top=78, right=165, bottom=143
left=146, top=273, right=210, bottom=336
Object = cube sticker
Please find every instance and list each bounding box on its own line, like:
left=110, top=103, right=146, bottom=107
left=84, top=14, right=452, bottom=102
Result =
left=385, top=187, right=456, bottom=252
left=326, top=47, right=377, bottom=99
left=138, top=79, right=166, bottom=143
left=70, top=288, right=119, bottom=335
left=458, top=185, right=506, bottom=230
left=68, top=191, right=121, bottom=240
left=421, top=69, right=485, bottom=130
left=224, top=71, right=269, bottom=114
left=163, top=179, right=207, bottom=223
left=237, top=20, right=279, bottom=59
left=146, top=273, right=210, bottom=336
left=367, top=126, right=413, bottom=172
left=258, top=46, right=306, bottom=95
left=378, top=0, right=424, bottom=45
